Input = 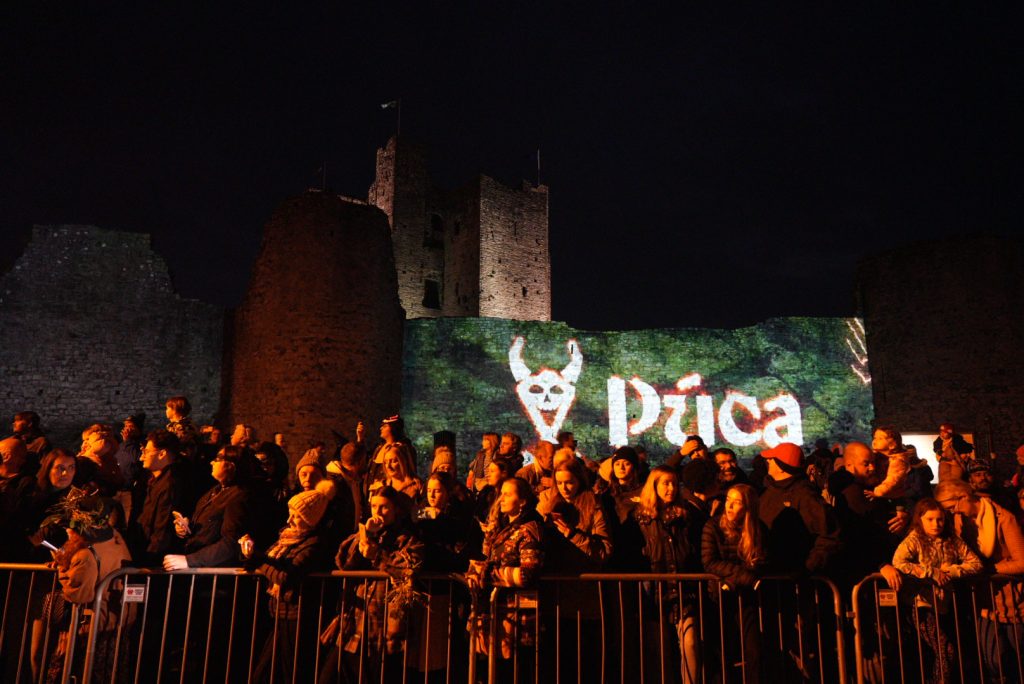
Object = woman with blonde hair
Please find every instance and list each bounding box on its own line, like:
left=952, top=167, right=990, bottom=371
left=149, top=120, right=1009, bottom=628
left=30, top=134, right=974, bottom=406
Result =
left=702, top=483, right=768, bottom=683
left=632, top=465, right=699, bottom=684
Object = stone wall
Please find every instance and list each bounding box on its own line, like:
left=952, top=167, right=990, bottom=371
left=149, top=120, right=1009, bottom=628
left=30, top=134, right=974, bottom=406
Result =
left=856, top=235, right=1024, bottom=455
left=228, top=193, right=405, bottom=462
left=0, top=225, right=223, bottom=447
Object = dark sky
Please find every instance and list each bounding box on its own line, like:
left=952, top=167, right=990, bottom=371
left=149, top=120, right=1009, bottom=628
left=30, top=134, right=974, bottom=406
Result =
left=2, top=5, right=1019, bottom=330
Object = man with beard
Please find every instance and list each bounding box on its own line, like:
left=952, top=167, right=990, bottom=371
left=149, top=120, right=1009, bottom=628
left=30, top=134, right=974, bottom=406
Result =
left=966, top=457, right=1020, bottom=513
left=713, top=447, right=750, bottom=491
left=826, top=442, right=907, bottom=592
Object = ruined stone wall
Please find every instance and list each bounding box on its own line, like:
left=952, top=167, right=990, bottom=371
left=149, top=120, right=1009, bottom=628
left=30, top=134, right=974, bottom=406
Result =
left=478, top=177, right=550, bottom=320
left=856, top=235, right=1024, bottom=455
left=228, top=194, right=404, bottom=462
left=0, top=225, right=223, bottom=447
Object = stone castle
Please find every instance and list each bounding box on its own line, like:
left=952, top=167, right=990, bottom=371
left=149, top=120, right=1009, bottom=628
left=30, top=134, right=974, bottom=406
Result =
left=2, top=136, right=1022, bottom=459
left=368, top=136, right=551, bottom=321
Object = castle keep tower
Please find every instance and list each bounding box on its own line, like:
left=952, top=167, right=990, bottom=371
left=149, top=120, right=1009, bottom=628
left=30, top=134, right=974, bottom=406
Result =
left=228, top=193, right=405, bottom=457
left=368, top=136, right=551, bottom=321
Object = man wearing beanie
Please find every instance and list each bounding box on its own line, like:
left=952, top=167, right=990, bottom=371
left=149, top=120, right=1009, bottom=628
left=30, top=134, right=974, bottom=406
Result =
left=758, top=442, right=841, bottom=575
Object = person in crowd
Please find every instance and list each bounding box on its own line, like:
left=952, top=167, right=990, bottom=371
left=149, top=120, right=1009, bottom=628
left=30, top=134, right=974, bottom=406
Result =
left=369, top=415, right=417, bottom=485
left=472, top=457, right=513, bottom=529
left=966, top=457, right=1020, bottom=513
left=417, top=471, right=475, bottom=566
left=129, top=429, right=189, bottom=565
left=805, top=438, right=838, bottom=493
left=934, top=423, right=974, bottom=482
left=537, top=458, right=612, bottom=571
left=557, top=430, right=599, bottom=474
left=228, top=423, right=259, bottom=450
left=428, top=444, right=472, bottom=517
left=75, top=423, right=123, bottom=496
left=632, top=465, right=699, bottom=684
left=827, top=442, right=908, bottom=591
left=38, top=492, right=133, bottom=682
left=702, top=484, right=767, bottom=684
left=241, top=480, right=334, bottom=683
left=370, top=441, right=424, bottom=507
left=466, top=477, right=544, bottom=660
left=12, top=410, right=51, bottom=462
left=758, top=442, right=841, bottom=575
left=713, top=447, right=750, bottom=491
left=869, top=426, right=918, bottom=501
left=892, top=497, right=983, bottom=684
left=112, top=414, right=145, bottom=520
left=538, top=457, right=610, bottom=681
left=466, top=431, right=500, bottom=492
left=27, top=448, right=78, bottom=559
left=1011, top=442, right=1024, bottom=490
left=516, top=440, right=555, bottom=494
left=36, top=491, right=132, bottom=681
left=253, top=441, right=290, bottom=504
left=935, top=478, right=1024, bottom=680
left=593, top=446, right=646, bottom=571
left=680, top=458, right=720, bottom=565
left=667, top=435, right=709, bottom=469
left=165, top=395, right=199, bottom=451
left=828, top=442, right=909, bottom=682
left=498, top=432, right=525, bottom=473
left=1, top=436, right=37, bottom=561
left=327, top=440, right=368, bottom=531
left=162, top=445, right=250, bottom=569
left=320, top=485, right=425, bottom=683
left=295, top=449, right=326, bottom=492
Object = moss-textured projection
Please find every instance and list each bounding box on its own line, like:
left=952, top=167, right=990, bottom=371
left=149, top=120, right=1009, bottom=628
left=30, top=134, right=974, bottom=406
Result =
left=401, top=317, right=874, bottom=468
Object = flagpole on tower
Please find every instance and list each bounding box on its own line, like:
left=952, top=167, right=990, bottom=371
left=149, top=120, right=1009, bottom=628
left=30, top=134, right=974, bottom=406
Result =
left=536, top=148, right=541, bottom=187
left=381, top=99, right=401, bottom=136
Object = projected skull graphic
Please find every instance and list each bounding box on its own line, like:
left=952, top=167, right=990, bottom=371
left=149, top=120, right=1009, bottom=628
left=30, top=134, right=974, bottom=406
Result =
left=508, top=336, right=583, bottom=444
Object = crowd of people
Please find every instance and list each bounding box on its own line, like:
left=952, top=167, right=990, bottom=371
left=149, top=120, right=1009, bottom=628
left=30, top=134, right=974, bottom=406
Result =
left=1, top=399, right=1023, bottom=683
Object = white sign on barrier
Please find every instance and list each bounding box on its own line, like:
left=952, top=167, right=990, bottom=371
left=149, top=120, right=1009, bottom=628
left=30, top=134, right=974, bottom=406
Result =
left=124, top=585, right=146, bottom=603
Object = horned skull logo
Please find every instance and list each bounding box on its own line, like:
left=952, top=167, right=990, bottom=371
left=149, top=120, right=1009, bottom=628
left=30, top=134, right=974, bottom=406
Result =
left=508, top=336, right=583, bottom=443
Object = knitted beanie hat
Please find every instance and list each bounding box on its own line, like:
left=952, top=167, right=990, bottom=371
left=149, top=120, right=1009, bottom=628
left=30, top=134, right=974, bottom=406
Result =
left=431, top=448, right=456, bottom=473
left=288, top=480, right=335, bottom=528
left=295, top=449, right=326, bottom=478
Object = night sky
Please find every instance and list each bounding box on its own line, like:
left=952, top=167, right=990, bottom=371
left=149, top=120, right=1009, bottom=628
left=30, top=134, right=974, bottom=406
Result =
left=2, top=5, right=1019, bottom=330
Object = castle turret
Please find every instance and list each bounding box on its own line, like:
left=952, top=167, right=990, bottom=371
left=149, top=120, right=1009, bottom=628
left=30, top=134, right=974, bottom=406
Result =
left=228, top=193, right=405, bottom=460
left=369, top=135, right=551, bottom=321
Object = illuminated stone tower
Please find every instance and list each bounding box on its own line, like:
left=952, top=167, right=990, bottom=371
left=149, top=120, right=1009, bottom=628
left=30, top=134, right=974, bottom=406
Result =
left=368, top=135, right=551, bottom=321
left=228, top=192, right=404, bottom=458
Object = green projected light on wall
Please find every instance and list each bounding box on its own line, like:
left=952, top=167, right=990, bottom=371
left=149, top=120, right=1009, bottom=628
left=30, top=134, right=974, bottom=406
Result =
left=402, top=317, right=873, bottom=465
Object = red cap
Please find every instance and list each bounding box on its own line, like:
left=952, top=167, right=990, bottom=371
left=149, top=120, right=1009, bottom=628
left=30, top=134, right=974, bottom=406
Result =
left=761, top=442, right=803, bottom=469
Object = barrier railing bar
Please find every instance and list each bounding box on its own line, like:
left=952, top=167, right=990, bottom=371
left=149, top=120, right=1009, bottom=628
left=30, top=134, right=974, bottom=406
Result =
left=225, top=574, right=239, bottom=684
left=201, top=574, right=217, bottom=684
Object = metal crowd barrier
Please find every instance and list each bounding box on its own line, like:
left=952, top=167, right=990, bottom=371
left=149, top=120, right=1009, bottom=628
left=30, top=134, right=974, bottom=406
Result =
left=852, top=572, right=1024, bottom=684
left=3, top=563, right=856, bottom=684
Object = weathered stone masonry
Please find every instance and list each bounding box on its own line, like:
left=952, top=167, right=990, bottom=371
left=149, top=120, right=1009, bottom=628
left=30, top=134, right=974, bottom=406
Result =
left=0, top=225, right=223, bottom=446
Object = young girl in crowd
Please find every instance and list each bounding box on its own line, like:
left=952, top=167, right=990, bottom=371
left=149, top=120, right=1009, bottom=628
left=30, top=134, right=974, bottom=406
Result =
left=893, top=497, right=983, bottom=684
left=702, top=484, right=767, bottom=683
left=370, top=443, right=423, bottom=508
